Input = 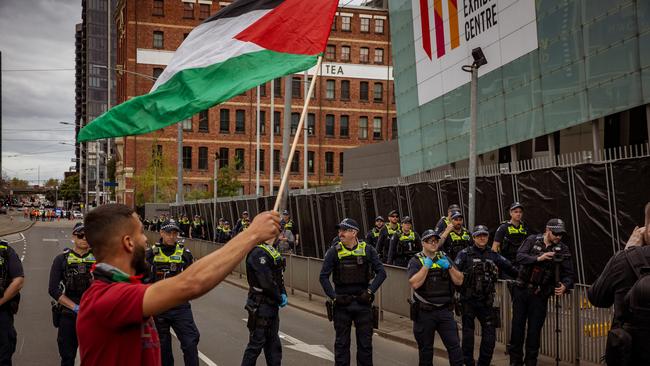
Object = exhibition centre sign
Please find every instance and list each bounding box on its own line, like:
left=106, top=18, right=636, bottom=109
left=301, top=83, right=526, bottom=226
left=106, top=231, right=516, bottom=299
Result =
left=412, top=0, right=538, bottom=106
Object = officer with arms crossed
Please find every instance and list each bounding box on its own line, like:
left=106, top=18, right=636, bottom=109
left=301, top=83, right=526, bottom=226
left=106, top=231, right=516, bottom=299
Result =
left=241, top=240, right=287, bottom=365
left=48, top=223, right=96, bottom=366
left=376, top=210, right=401, bottom=260
left=440, top=211, right=472, bottom=261
left=364, top=216, right=385, bottom=249
left=145, top=221, right=200, bottom=366
left=455, top=225, right=518, bottom=366
left=0, top=239, right=24, bottom=365
left=407, top=229, right=464, bottom=366
left=320, top=218, right=386, bottom=366
left=492, top=202, right=529, bottom=271
left=588, top=202, right=650, bottom=366
left=508, top=219, right=574, bottom=366
left=387, top=216, right=421, bottom=267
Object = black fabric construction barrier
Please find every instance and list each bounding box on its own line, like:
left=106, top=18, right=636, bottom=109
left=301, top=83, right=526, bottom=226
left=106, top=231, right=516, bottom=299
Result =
left=167, top=156, right=650, bottom=283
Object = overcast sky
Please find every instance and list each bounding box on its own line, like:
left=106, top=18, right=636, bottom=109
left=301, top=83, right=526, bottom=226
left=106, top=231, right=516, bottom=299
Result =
left=1, top=0, right=79, bottom=185
left=0, top=0, right=365, bottom=185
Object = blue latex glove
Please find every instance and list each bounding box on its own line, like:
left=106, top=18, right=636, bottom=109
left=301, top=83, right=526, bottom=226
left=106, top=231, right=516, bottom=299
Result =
left=73, top=304, right=80, bottom=314
left=423, top=256, right=434, bottom=269
left=435, top=256, right=451, bottom=270
left=280, top=294, right=288, bottom=308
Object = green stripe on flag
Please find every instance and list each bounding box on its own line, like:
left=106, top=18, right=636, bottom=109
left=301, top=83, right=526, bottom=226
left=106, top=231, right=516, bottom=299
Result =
left=77, top=50, right=318, bottom=142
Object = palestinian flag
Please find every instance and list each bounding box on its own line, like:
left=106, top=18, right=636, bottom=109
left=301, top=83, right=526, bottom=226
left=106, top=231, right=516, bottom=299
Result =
left=77, top=0, right=338, bottom=142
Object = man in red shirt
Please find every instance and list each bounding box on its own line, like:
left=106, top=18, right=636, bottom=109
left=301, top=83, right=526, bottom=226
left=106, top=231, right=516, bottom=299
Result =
left=77, top=204, right=280, bottom=366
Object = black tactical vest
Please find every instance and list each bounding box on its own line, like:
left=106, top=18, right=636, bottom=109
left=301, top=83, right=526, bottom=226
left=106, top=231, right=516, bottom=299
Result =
left=333, top=242, right=373, bottom=287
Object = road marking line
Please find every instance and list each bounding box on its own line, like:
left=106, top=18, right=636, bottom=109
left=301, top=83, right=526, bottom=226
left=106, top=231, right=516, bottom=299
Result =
left=170, top=329, right=219, bottom=366
left=43, top=238, right=59, bottom=242
left=7, top=233, right=25, bottom=244
left=242, top=319, right=334, bottom=361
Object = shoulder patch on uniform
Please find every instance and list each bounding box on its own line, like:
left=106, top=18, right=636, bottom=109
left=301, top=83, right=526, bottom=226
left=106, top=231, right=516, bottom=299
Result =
left=259, top=257, right=266, bottom=265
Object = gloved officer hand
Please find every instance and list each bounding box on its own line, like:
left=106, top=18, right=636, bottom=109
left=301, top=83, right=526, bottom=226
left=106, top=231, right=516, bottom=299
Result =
left=435, top=256, right=450, bottom=270
left=73, top=304, right=79, bottom=314
left=423, top=256, right=434, bottom=268
left=357, top=289, right=375, bottom=305
left=280, top=293, right=288, bottom=308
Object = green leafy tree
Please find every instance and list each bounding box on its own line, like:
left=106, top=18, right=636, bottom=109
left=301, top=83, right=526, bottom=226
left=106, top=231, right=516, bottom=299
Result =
left=214, top=165, right=243, bottom=197
left=59, top=174, right=81, bottom=202
left=9, top=177, right=29, bottom=189
left=133, top=143, right=177, bottom=206
left=44, top=178, right=60, bottom=188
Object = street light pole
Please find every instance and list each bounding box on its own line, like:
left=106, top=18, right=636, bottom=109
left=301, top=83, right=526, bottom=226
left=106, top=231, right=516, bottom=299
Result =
left=462, top=47, right=487, bottom=230
left=177, top=123, right=183, bottom=203
left=213, top=152, right=219, bottom=242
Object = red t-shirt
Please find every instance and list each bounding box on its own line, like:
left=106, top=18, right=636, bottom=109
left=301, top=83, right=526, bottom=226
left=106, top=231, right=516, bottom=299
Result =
left=77, top=280, right=161, bottom=366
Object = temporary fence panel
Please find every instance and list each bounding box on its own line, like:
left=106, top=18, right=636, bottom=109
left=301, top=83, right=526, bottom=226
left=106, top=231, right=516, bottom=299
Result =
left=406, top=182, right=440, bottom=231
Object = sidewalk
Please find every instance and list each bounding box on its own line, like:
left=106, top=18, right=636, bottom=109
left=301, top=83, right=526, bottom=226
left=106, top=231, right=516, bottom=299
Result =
left=0, top=211, right=35, bottom=237
left=225, top=273, right=578, bottom=366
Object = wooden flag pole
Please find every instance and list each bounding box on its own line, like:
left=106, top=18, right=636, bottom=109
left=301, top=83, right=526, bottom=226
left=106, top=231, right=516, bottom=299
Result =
left=273, top=56, right=323, bottom=212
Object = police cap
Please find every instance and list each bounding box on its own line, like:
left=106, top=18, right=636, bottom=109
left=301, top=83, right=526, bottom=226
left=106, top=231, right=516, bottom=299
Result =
left=510, top=202, right=524, bottom=211
left=448, top=203, right=461, bottom=211
left=336, top=218, right=360, bottom=232
left=546, top=218, right=567, bottom=235
left=402, top=216, right=412, bottom=224
left=421, top=229, right=440, bottom=242
left=282, top=210, right=290, bottom=216
left=472, top=225, right=489, bottom=236
left=161, top=222, right=181, bottom=232
left=450, top=211, right=464, bottom=220
left=72, top=222, right=85, bottom=235
left=375, top=216, right=385, bottom=222
left=242, top=211, right=249, bottom=216
left=388, top=209, right=399, bottom=218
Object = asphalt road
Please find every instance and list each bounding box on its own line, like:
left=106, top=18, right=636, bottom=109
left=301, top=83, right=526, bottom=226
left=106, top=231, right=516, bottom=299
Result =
left=3, top=221, right=435, bottom=365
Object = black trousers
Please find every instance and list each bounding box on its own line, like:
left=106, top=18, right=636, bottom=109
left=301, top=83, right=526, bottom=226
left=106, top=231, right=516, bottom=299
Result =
left=508, top=286, right=548, bottom=366
left=333, top=300, right=374, bottom=366
left=0, top=310, right=16, bottom=366
left=461, top=302, right=496, bottom=366
left=241, top=305, right=281, bottom=366
left=154, top=304, right=200, bottom=366
left=57, top=312, right=78, bottom=366
left=413, top=307, right=463, bottom=366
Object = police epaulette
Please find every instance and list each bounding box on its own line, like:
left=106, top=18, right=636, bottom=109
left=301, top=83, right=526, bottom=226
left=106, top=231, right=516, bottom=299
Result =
left=334, top=243, right=342, bottom=251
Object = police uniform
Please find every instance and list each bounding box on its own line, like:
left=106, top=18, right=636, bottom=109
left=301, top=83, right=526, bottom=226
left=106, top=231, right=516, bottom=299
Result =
left=145, top=224, right=200, bottom=366
left=319, top=218, right=386, bottom=366
left=190, top=217, right=205, bottom=239
left=242, top=243, right=287, bottom=366
left=406, top=230, right=462, bottom=366
left=508, top=219, right=574, bottom=366
left=179, top=216, right=190, bottom=237
left=364, top=216, right=384, bottom=249
left=455, top=225, right=518, bottom=366
left=442, top=226, right=472, bottom=261
left=0, top=240, right=23, bottom=365
left=588, top=245, right=650, bottom=365
left=434, top=204, right=461, bottom=233
left=218, top=223, right=233, bottom=243
left=494, top=220, right=530, bottom=268
left=281, top=210, right=294, bottom=234
left=48, top=244, right=95, bottom=366
left=387, top=217, right=421, bottom=267
left=376, top=212, right=401, bottom=260
left=235, top=212, right=251, bottom=234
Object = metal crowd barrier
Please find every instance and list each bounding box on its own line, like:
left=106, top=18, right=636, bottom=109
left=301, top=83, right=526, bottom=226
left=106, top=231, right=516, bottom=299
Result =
left=146, top=232, right=613, bottom=364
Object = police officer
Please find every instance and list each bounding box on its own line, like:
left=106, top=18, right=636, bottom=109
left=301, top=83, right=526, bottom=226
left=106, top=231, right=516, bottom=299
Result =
left=376, top=210, right=401, bottom=260
left=145, top=221, right=200, bottom=366
left=387, top=216, right=421, bottom=267
left=235, top=211, right=251, bottom=234
left=455, top=225, right=518, bottom=366
left=588, top=202, right=650, bottom=365
left=0, top=238, right=24, bottom=365
left=214, top=217, right=225, bottom=242
left=407, top=229, right=463, bottom=366
left=280, top=210, right=294, bottom=235
left=190, top=215, right=205, bottom=240
left=218, top=220, right=233, bottom=243
left=439, top=211, right=472, bottom=261
left=48, top=223, right=95, bottom=366
left=509, top=219, right=574, bottom=366
left=320, top=218, right=386, bottom=366
left=365, top=216, right=385, bottom=248
left=179, top=214, right=191, bottom=237
left=492, top=202, right=530, bottom=270
left=435, top=203, right=461, bottom=233
left=242, top=241, right=287, bottom=366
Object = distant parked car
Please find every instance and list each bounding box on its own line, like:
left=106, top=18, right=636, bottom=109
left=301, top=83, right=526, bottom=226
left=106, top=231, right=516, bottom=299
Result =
left=0, top=206, right=7, bottom=215
left=73, top=211, right=83, bottom=219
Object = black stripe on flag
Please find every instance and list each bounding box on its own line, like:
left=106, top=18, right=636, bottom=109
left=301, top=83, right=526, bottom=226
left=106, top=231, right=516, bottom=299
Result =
left=204, top=0, right=284, bottom=22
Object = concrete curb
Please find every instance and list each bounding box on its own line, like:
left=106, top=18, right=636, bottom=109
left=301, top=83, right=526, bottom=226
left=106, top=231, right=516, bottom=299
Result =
left=0, top=220, right=35, bottom=238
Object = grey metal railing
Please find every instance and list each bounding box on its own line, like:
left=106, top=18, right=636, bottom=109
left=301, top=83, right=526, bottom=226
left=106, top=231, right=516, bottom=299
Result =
left=149, top=232, right=612, bottom=365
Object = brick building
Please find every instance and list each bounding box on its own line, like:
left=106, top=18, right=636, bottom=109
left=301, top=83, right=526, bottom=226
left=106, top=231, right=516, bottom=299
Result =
left=113, top=0, right=396, bottom=207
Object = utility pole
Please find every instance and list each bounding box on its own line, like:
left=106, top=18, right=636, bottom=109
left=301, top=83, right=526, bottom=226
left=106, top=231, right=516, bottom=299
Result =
left=213, top=152, right=218, bottom=242
left=269, top=79, right=275, bottom=195
left=256, top=85, right=261, bottom=195
left=281, top=75, right=292, bottom=210
left=303, top=71, right=308, bottom=191
left=177, top=123, right=183, bottom=203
